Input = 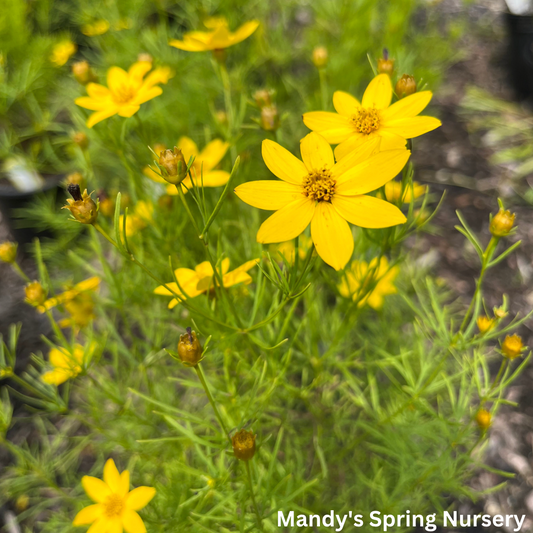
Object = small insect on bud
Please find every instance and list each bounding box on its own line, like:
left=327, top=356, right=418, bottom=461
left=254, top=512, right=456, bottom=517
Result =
left=312, top=46, right=328, bottom=69
left=475, top=408, right=491, bottom=431
left=72, top=60, right=97, bottom=85
left=137, top=53, right=153, bottom=63
left=177, top=328, right=203, bottom=366
left=477, top=316, right=494, bottom=334
left=63, top=184, right=98, bottom=224
left=490, top=209, right=515, bottom=238
left=232, top=429, right=256, bottom=461
left=65, top=172, right=86, bottom=191
left=25, top=281, right=47, bottom=307
left=73, top=132, right=89, bottom=150
left=159, top=147, right=188, bottom=184
left=260, top=105, right=280, bottom=132
left=395, top=74, right=417, bottom=98
left=377, top=48, right=394, bottom=75
left=0, top=241, right=17, bottom=263
left=253, top=89, right=273, bottom=108
left=501, top=334, right=524, bottom=360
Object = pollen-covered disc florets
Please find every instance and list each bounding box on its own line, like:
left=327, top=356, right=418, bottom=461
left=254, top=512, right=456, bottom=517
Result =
left=303, top=167, right=336, bottom=202
left=351, top=107, right=381, bottom=135
left=232, top=429, right=256, bottom=461
left=104, top=494, right=125, bottom=517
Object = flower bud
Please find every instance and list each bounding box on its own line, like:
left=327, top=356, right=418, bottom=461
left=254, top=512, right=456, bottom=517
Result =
left=477, top=316, right=494, bottom=334
left=25, top=281, right=47, bottom=307
left=490, top=209, right=515, bottom=238
left=73, top=132, right=89, bottom=150
left=395, top=74, right=417, bottom=98
left=377, top=49, right=394, bottom=75
left=493, top=306, right=508, bottom=319
left=253, top=89, right=273, bottom=108
left=177, top=328, right=203, bottom=366
left=72, top=60, right=97, bottom=85
left=137, top=53, right=153, bottom=63
left=63, top=184, right=98, bottom=224
left=475, top=408, right=491, bottom=431
left=215, top=110, right=227, bottom=125
left=0, top=241, right=17, bottom=263
left=501, top=334, right=523, bottom=360
left=260, top=105, right=280, bottom=132
left=312, top=46, right=328, bottom=68
left=231, top=429, right=256, bottom=461
left=15, top=495, right=29, bottom=513
left=159, top=147, right=188, bottom=184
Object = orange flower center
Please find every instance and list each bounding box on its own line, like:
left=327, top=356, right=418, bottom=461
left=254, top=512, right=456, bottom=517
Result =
left=111, top=83, right=135, bottom=104
left=351, top=107, right=380, bottom=135
left=104, top=494, right=125, bottom=517
left=303, top=167, right=336, bottom=202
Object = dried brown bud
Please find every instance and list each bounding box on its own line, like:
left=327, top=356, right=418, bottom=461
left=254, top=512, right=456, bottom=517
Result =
left=72, top=60, right=97, bottom=85
left=232, top=429, right=256, bottom=461
left=25, top=281, right=47, bottom=307
left=475, top=408, right=491, bottom=431
left=73, top=132, right=89, bottom=150
left=63, top=185, right=98, bottom=224
left=0, top=241, right=17, bottom=263
left=159, top=147, right=188, bottom=184
left=177, top=328, right=203, bottom=366
left=312, top=46, right=328, bottom=68
left=260, top=105, right=280, bottom=132
left=490, top=209, right=515, bottom=238
left=395, top=74, right=417, bottom=98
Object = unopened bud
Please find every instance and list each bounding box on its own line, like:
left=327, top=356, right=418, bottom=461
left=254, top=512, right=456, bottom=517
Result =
left=63, top=184, right=98, bottom=224
left=0, top=241, right=17, bottom=263
left=72, top=60, right=97, bottom=85
left=177, top=328, right=203, bottom=366
left=312, top=46, right=328, bottom=68
left=476, top=316, right=494, bottom=334
left=231, top=429, right=256, bottom=461
left=475, top=408, right=491, bottom=431
left=494, top=306, right=508, bottom=319
left=253, top=89, right=273, bottom=108
left=73, top=132, right=89, bottom=150
left=501, top=334, right=524, bottom=360
left=260, top=105, right=279, bottom=132
left=490, top=209, right=515, bottom=238
left=395, top=74, right=417, bottom=98
left=377, top=49, right=394, bottom=75
left=137, top=53, right=153, bottom=63
left=215, top=110, right=227, bottom=124
left=159, top=147, right=188, bottom=184
left=25, top=281, right=47, bottom=307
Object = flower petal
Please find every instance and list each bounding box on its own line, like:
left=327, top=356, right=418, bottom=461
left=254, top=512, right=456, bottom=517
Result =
left=198, top=139, right=229, bottom=171
left=107, top=67, right=129, bottom=92
left=300, top=132, right=335, bottom=171
left=234, top=180, right=302, bottom=210
left=257, top=197, right=315, bottom=243
left=107, top=518, right=123, bottom=533
left=117, top=105, right=141, bottom=118
left=87, top=107, right=119, bottom=128
left=122, top=510, right=146, bottom=533
left=302, top=112, right=353, bottom=144
left=82, top=476, right=112, bottom=503
left=75, top=97, right=109, bottom=111
left=87, top=83, right=111, bottom=99
left=128, top=61, right=152, bottom=84
left=332, top=137, right=381, bottom=174
left=361, top=74, right=392, bottom=110
left=223, top=259, right=259, bottom=287
left=310, top=202, right=353, bottom=271
left=382, top=116, right=441, bottom=138
left=191, top=170, right=230, bottom=187
left=262, top=139, right=307, bottom=185
left=333, top=91, right=360, bottom=116
left=103, top=459, right=121, bottom=492
left=119, top=470, right=130, bottom=497
left=177, top=136, right=199, bottom=160
left=73, top=504, right=104, bottom=525
left=169, top=38, right=209, bottom=52
left=381, top=91, right=433, bottom=122
left=126, top=486, right=157, bottom=511
left=336, top=149, right=410, bottom=195
left=229, top=20, right=260, bottom=45
left=332, top=194, right=406, bottom=228
left=87, top=517, right=108, bottom=533
left=42, top=369, right=69, bottom=386
left=132, top=86, right=163, bottom=106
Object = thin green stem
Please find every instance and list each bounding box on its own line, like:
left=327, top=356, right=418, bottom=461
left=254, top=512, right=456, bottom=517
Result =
left=176, top=184, right=201, bottom=236
left=12, top=261, right=31, bottom=283
left=245, top=461, right=264, bottom=532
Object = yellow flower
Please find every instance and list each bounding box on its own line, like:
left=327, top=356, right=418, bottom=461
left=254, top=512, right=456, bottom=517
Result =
left=475, top=408, right=491, bottom=431
left=75, top=62, right=172, bottom=128
left=338, top=257, right=399, bottom=309
left=501, top=334, right=524, bottom=360
left=81, top=20, right=110, bottom=36
left=73, top=459, right=156, bottom=533
left=383, top=180, right=427, bottom=203
left=169, top=17, right=259, bottom=52
left=234, top=132, right=409, bottom=271
left=39, top=277, right=100, bottom=319
left=120, top=201, right=154, bottom=238
left=269, top=234, right=313, bottom=264
left=42, top=344, right=90, bottom=386
left=0, top=241, right=17, bottom=263
left=50, top=40, right=77, bottom=67
left=303, top=73, right=441, bottom=160
left=154, top=258, right=259, bottom=308
left=490, top=209, right=515, bottom=238
left=145, top=137, right=230, bottom=194
left=477, top=316, right=495, bottom=334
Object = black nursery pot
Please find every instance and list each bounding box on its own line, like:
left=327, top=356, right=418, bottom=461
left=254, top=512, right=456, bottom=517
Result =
left=505, top=11, right=533, bottom=101
left=0, top=175, right=64, bottom=246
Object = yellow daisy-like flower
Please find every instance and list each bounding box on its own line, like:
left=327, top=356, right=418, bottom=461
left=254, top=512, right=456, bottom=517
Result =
left=50, top=41, right=77, bottom=67
left=144, top=137, right=230, bottom=194
left=338, top=257, right=399, bottom=309
left=42, top=344, right=90, bottom=386
left=73, top=459, right=156, bottom=533
left=75, top=62, right=172, bottom=128
left=234, top=132, right=410, bottom=271
left=169, top=17, right=259, bottom=52
left=383, top=180, right=427, bottom=203
left=81, top=20, right=110, bottom=36
left=38, top=277, right=100, bottom=313
left=120, top=200, right=154, bottom=238
left=303, top=73, right=441, bottom=160
left=154, top=258, right=259, bottom=308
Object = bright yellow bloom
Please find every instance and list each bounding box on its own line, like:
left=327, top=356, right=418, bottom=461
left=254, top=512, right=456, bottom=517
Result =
left=42, top=344, right=91, bottom=386
left=338, top=257, right=399, bottom=309
left=234, top=132, right=409, bottom=271
left=73, top=459, right=156, bottom=533
left=39, top=276, right=100, bottom=313
left=303, top=73, right=441, bottom=160
left=169, top=17, right=259, bottom=52
left=145, top=137, right=230, bottom=194
left=154, top=258, right=259, bottom=308
left=75, top=62, right=172, bottom=128
left=50, top=41, right=77, bottom=67
left=383, top=180, right=427, bottom=203
left=477, top=316, right=495, bottom=334
left=501, top=334, right=524, bottom=360
left=81, top=20, right=110, bottom=36
left=120, top=201, right=154, bottom=238
left=269, top=234, right=313, bottom=264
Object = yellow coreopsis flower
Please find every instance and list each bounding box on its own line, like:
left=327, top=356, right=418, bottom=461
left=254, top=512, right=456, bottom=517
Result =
left=75, top=62, right=172, bottom=128
left=120, top=201, right=154, bottom=238
left=81, top=20, right=110, bottom=36
left=169, top=17, right=259, bottom=52
left=154, top=258, right=259, bottom=308
left=73, top=459, right=156, bottom=533
left=42, top=344, right=92, bottom=386
left=234, top=132, right=410, bottom=271
left=144, top=137, right=230, bottom=194
left=50, top=40, right=77, bottom=67
left=338, top=257, right=399, bottom=309
left=303, top=73, right=441, bottom=160
left=383, top=180, right=427, bottom=203
left=38, top=277, right=100, bottom=316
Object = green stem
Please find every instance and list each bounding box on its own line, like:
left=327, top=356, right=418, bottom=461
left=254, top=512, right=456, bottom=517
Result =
left=245, top=461, right=264, bottom=532
left=176, top=184, right=201, bottom=236
left=12, top=261, right=31, bottom=283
